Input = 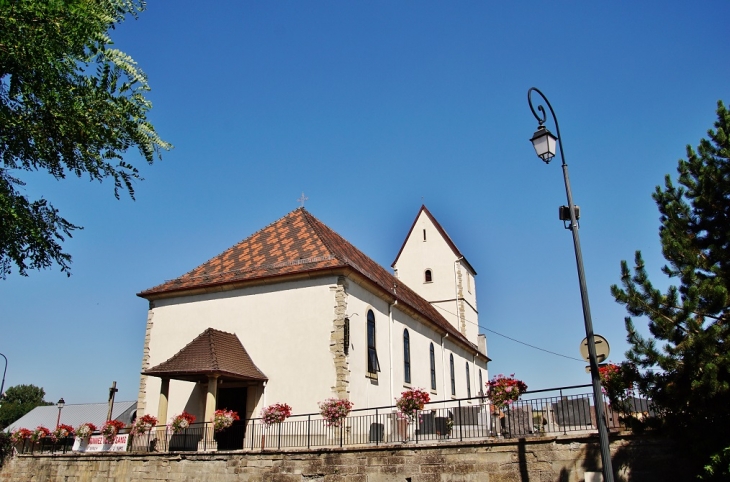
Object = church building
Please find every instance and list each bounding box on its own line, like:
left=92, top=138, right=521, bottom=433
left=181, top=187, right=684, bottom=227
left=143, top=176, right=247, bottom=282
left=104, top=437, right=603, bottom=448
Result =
left=136, top=206, right=489, bottom=430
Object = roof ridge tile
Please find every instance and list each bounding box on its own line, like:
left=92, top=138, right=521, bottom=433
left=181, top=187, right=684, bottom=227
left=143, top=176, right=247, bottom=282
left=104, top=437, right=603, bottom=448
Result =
left=208, top=329, right=219, bottom=371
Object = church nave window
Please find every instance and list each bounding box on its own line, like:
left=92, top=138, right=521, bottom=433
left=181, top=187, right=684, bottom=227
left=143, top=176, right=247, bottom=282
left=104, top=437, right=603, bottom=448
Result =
left=450, top=354, right=456, bottom=396
left=343, top=318, right=350, bottom=356
left=466, top=363, right=471, bottom=398
left=429, top=343, right=436, bottom=391
left=403, top=329, right=411, bottom=384
left=367, top=310, right=380, bottom=375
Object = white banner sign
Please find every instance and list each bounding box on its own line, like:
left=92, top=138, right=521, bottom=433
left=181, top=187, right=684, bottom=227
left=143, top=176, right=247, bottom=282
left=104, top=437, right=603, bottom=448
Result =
left=72, top=434, right=129, bottom=452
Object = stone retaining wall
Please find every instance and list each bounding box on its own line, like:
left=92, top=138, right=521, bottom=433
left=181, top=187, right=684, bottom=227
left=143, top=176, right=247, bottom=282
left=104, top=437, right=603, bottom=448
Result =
left=0, top=434, right=689, bottom=482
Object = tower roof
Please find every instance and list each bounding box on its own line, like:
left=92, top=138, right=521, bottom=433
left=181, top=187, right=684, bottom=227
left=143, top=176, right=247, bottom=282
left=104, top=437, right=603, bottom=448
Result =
left=139, top=208, right=479, bottom=355
left=391, top=205, right=476, bottom=274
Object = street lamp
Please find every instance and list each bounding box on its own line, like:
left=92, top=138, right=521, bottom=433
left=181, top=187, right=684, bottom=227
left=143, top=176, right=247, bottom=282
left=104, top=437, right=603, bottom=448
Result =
left=56, top=398, right=65, bottom=427
left=527, top=87, right=615, bottom=482
left=0, top=353, right=6, bottom=401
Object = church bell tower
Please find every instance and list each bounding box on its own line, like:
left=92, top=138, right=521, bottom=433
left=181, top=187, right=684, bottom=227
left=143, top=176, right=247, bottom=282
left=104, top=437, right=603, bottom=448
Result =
left=391, top=205, right=480, bottom=346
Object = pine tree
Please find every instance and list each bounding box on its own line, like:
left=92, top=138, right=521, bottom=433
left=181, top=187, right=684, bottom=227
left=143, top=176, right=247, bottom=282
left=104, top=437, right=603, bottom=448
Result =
left=611, top=101, right=730, bottom=477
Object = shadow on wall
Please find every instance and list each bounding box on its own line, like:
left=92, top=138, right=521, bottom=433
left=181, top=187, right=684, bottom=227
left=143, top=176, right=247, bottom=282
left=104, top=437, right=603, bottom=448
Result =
left=515, top=438, right=579, bottom=482
left=182, top=383, right=205, bottom=422
left=515, top=435, right=692, bottom=482
left=578, top=436, right=692, bottom=482
left=518, top=439, right=529, bottom=481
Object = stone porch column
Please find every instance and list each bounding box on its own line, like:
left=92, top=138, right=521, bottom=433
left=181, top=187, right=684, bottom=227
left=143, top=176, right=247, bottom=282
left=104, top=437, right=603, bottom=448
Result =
left=157, top=378, right=170, bottom=423
left=156, top=378, right=170, bottom=448
left=205, top=375, right=219, bottom=424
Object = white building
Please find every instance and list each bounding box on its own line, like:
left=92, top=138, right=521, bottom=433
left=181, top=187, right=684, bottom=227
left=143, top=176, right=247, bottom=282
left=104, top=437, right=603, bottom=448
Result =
left=136, top=206, right=489, bottom=433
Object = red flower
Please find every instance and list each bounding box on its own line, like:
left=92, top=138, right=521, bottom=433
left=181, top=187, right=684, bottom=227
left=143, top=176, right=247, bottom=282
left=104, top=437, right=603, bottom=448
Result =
left=170, top=411, right=196, bottom=434
left=75, top=422, right=97, bottom=439
left=30, top=426, right=51, bottom=442
left=131, top=414, right=159, bottom=435
left=213, top=409, right=240, bottom=432
left=396, top=388, right=430, bottom=422
left=101, top=420, right=126, bottom=442
left=10, top=428, right=32, bottom=443
left=261, top=403, right=292, bottom=426
left=487, top=374, right=528, bottom=408
left=51, top=424, right=75, bottom=441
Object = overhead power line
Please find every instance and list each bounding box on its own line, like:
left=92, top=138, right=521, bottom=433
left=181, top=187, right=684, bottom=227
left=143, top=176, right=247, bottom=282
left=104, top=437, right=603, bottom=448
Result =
left=433, top=303, right=584, bottom=363
left=480, top=326, right=584, bottom=363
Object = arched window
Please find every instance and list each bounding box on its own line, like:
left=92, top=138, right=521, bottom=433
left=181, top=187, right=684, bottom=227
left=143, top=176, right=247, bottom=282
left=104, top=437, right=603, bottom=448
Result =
left=429, top=343, right=436, bottom=391
left=466, top=363, right=471, bottom=398
left=343, top=318, right=350, bottom=356
left=450, top=354, right=455, bottom=396
left=403, top=329, right=411, bottom=384
left=367, top=310, right=379, bottom=374
left=425, top=269, right=432, bottom=283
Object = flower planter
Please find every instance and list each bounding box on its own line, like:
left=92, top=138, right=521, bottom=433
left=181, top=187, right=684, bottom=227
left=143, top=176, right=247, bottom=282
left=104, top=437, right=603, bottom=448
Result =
left=71, top=437, right=90, bottom=452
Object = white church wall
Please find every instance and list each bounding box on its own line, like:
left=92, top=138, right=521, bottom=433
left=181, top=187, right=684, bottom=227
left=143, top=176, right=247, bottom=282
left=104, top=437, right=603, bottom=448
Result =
left=141, top=273, right=487, bottom=425
left=341, top=281, right=393, bottom=410
left=142, top=277, right=339, bottom=420
left=442, top=339, right=487, bottom=404
left=344, top=280, right=482, bottom=414
left=391, top=308, right=444, bottom=399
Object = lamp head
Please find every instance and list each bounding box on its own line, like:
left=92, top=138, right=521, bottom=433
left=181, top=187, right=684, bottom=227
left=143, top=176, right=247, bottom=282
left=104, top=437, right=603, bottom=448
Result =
left=57, top=398, right=65, bottom=409
left=530, top=124, right=558, bottom=164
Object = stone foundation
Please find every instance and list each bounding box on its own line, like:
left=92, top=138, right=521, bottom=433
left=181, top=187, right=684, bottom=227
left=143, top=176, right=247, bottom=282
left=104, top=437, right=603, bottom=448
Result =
left=0, top=434, right=689, bottom=482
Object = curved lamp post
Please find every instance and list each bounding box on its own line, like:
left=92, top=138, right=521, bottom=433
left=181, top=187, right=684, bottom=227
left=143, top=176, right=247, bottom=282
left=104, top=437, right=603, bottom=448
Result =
left=0, top=352, right=7, bottom=400
left=527, top=87, right=615, bottom=482
left=56, top=398, right=65, bottom=427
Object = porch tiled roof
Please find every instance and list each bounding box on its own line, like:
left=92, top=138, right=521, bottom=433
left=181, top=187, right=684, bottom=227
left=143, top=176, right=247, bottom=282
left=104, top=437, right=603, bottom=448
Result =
left=139, top=208, right=477, bottom=352
left=143, top=328, right=267, bottom=382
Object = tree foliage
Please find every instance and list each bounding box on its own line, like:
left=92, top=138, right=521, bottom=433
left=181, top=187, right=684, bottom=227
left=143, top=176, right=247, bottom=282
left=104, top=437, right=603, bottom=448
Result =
left=0, top=0, right=171, bottom=277
left=611, top=101, right=730, bottom=477
left=0, top=384, right=53, bottom=429
left=0, top=432, right=10, bottom=467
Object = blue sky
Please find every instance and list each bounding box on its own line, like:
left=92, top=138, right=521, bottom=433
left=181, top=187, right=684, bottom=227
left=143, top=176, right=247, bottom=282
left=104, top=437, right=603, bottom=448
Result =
left=2, top=1, right=729, bottom=405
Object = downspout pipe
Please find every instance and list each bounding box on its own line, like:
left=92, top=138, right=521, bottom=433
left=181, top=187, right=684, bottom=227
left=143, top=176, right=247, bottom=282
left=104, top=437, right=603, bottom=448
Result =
left=262, top=381, right=267, bottom=411
left=388, top=299, right=397, bottom=408
left=441, top=333, right=449, bottom=401
left=473, top=353, right=478, bottom=399
left=453, top=260, right=460, bottom=332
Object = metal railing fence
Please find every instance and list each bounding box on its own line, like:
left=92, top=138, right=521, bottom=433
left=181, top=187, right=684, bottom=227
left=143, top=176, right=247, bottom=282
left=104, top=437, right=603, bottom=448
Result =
left=12, top=385, right=655, bottom=454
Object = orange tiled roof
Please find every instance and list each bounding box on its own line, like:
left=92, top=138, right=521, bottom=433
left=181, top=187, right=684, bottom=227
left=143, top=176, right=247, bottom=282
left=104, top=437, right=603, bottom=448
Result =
left=143, top=328, right=267, bottom=382
left=139, top=208, right=477, bottom=352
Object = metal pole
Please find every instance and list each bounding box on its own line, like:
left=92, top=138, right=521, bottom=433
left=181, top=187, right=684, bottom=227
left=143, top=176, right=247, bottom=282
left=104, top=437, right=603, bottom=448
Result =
left=375, top=408, right=379, bottom=446
left=458, top=399, right=463, bottom=442
left=528, top=87, right=615, bottom=482
left=106, top=381, right=117, bottom=421
left=0, top=352, right=7, bottom=399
